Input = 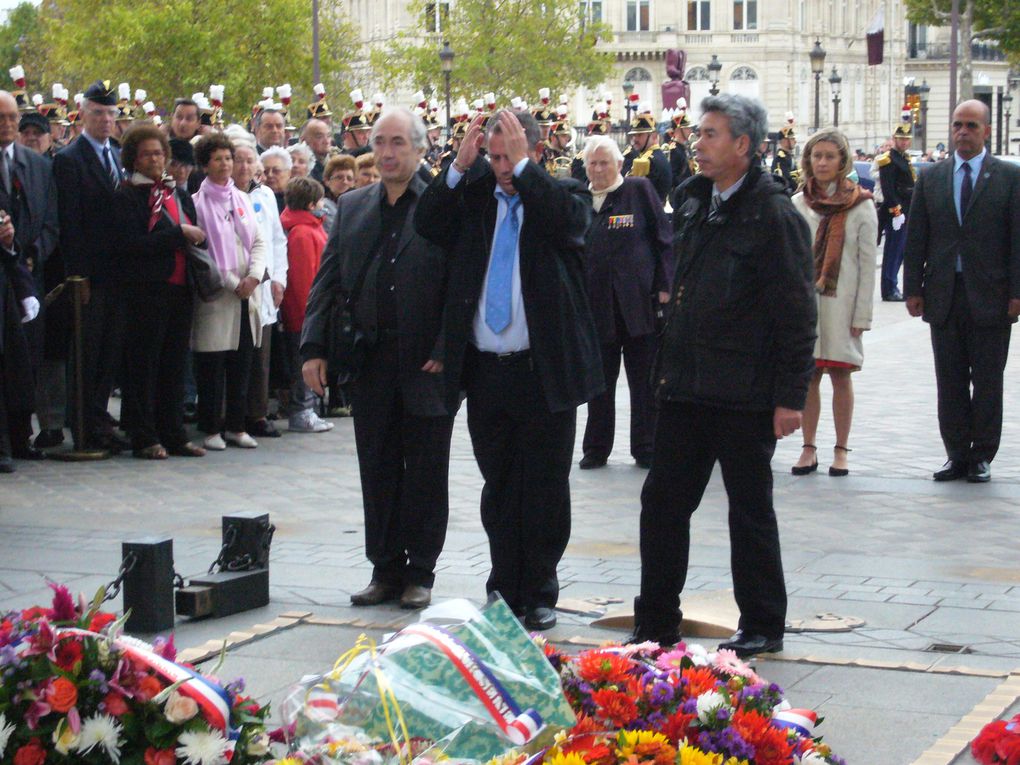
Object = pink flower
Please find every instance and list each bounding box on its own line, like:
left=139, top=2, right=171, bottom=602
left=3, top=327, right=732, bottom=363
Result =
left=47, top=583, right=78, bottom=622
left=152, top=635, right=177, bottom=661
left=655, top=647, right=690, bottom=672
left=24, top=689, right=52, bottom=730
left=712, top=648, right=760, bottom=681
left=22, top=619, right=58, bottom=663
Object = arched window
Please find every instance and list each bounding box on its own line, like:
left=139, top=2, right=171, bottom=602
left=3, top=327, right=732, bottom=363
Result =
left=730, top=66, right=758, bottom=81
left=623, top=67, right=653, bottom=82
left=687, top=66, right=709, bottom=81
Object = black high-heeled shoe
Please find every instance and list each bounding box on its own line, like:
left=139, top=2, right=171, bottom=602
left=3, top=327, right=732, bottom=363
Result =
left=829, top=445, right=852, bottom=477
left=792, top=444, right=818, bottom=475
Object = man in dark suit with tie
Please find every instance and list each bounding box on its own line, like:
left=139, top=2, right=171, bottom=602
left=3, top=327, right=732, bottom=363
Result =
left=0, top=91, right=59, bottom=458
left=301, top=107, right=455, bottom=611
left=53, top=80, right=127, bottom=451
left=904, top=99, right=1020, bottom=483
left=414, top=109, right=603, bottom=630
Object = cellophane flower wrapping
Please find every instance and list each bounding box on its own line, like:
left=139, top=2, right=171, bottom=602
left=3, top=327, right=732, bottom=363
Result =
left=280, top=597, right=576, bottom=764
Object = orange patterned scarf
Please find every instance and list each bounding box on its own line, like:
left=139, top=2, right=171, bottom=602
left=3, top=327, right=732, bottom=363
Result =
left=801, top=177, right=872, bottom=296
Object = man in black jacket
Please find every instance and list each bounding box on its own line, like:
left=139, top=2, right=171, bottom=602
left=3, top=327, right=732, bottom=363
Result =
left=302, top=107, right=454, bottom=611
left=414, top=110, right=603, bottom=630
left=53, top=80, right=126, bottom=451
left=631, top=95, right=816, bottom=657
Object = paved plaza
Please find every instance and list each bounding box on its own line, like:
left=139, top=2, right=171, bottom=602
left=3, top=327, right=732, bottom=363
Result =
left=2, top=282, right=1020, bottom=764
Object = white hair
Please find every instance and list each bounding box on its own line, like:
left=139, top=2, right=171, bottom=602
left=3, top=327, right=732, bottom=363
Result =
left=287, top=142, right=314, bottom=164
left=260, top=145, right=292, bottom=170
left=223, top=123, right=257, bottom=151
left=370, top=107, right=428, bottom=151
left=583, top=135, right=624, bottom=167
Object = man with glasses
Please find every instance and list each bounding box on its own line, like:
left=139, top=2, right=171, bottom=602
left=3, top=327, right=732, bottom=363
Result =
left=53, top=80, right=127, bottom=452
left=904, top=99, right=1020, bottom=484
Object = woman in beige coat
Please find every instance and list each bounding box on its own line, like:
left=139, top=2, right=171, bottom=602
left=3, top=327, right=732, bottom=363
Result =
left=790, top=129, right=878, bottom=477
left=192, top=133, right=267, bottom=451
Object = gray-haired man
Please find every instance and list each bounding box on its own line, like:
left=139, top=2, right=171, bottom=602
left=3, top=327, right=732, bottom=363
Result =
left=631, top=95, right=817, bottom=656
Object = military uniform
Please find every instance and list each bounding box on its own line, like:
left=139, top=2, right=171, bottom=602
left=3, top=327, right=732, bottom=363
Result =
left=571, top=109, right=611, bottom=185
left=877, top=121, right=916, bottom=300
left=622, top=110, right=672, bottom=202
left=543, top=119, right=574, bottom=180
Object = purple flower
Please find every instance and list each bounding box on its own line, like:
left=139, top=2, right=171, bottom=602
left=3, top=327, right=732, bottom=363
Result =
left=649, top=680, right=674, bottom=705
left=715, top=708, right=730, bottom=721
left=682, top=697, right=698, bottom=714
left=89, top=669, right=109, bottom=693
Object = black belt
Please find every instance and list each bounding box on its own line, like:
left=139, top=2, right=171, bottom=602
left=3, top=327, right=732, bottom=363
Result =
left=474, top=347, right=532, bottom=365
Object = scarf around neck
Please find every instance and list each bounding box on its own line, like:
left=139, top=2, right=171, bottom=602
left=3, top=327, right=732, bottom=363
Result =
left=801, top=176, right=872, bottom=296
left=194, top=176, right=257, bottom=275
left=590, top=175, right=624, bottom=213
left=129, top=171, right=178, bottom=232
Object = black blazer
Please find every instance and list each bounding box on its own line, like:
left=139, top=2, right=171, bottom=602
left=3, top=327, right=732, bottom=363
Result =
left=301, top=175, right=453, bottom=417
left=53, top=135, right=122, bottom=282
left=110, top=181, right=194, bottom=284
left=585, top=176, right=674, bottom=343
left=6, top=143, right=59, bottom=284
left=904, top=155, right=1020, bottom=328
left=414, top=158, right=604, bottom=413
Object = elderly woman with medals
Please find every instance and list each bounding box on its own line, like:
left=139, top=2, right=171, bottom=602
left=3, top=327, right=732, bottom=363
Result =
left=112, top=124, right=208, bottom=459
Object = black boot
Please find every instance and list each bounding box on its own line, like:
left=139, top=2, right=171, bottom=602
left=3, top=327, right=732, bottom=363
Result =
left=624, top=596, right=682, bottom=646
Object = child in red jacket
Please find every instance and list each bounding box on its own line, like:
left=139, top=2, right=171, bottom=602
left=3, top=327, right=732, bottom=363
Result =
left=280, top=177, right=334, bottom=433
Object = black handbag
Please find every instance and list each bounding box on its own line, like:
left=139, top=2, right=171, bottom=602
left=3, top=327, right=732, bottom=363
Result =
left=328, top=253, right=374, bottom=384
left=184, top=243, right=225, bottom=302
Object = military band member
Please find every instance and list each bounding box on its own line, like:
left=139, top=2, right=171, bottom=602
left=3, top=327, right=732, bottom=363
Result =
left=622, top=106, right=672, bottom=203
left=771, top=122, right=798, bottom=194
left=543, top=119, right=573, bottom=179
left=876, top=113, right=915, bottom=301
left=340, top=89, right=374, bottom=158
left=571, top=104, right=611, bottom=184
left=664, top=98, right=697, bottom=191
left=532, top=87, right=554, bottom=142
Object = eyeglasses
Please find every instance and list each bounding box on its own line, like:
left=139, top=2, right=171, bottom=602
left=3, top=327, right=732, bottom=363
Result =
left=952, top=120, right=982, bottom=130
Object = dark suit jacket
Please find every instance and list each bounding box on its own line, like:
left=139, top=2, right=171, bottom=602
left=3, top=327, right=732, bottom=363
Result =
left=414, top=157, right=604, bottom=414
left=301, top=175, right=453, bottom=417
left=904, top=154, right=1020, bottom=328
left=5, top=143, right=59, bottom=284
left=0, top=249, right=35, bottom=357
left=53, top=135, right=122, bottom=283
left=585, top=176, right=674, bottom=343
left=110, top=182, right=194, bottom=283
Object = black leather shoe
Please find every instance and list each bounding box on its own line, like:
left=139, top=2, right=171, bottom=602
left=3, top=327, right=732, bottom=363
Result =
left=0, top=456, right=15, bottom=473
left=718, top=630, right=783, bottom=658
left=248, top=419, right=281, bottom=438
left=624, top=628, right=682, bottom=647
left=882, top=292, right=905, bottom=302
left=33, top=429, right=65, bottom=449
left=634, top=455, right=653, bottom=469
left=967, top=460, right=991, bottom=483
left=579, top=454, right=607, bottom=470
left=400, top=584, right=432, bottom=609
left=933, top=460, right=968, bottom=482
left=523, top=607, right=557, bottom=630
left=12, top=444, right=46, bottom=460
left=350, top=581, right=401, bottom=606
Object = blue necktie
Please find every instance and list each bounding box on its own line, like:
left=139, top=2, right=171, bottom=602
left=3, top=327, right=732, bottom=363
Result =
left=485, top=191, right=521, bottom=334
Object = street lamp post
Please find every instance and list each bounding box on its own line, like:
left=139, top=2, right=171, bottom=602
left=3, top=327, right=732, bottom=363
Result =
left=918, top=79, right=930, bottom=155
left=1005, top=92, right=1013, bottom=155
left=439, top=40, right=455, bottom=140
left=312, top=0, right=320, bottom=84
left=809, top=39, right=826, bottom=133
left=622, top=80, right=635, bottom=127
left=828, top=66, right=842, bottom=128
left=708, top=54, right=722, bottom=96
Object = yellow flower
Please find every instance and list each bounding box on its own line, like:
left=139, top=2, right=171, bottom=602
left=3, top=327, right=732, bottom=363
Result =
left=677, top=744, right=725, bottom=765
left=52, top=718, right=80, bottom=756
left=485, top=752, right=525, bottom=765
left=272, top=759, right=305, bottom=765
left=546, top=750, right=588, bottom=765
left=617, top=730, right=670, bottom=760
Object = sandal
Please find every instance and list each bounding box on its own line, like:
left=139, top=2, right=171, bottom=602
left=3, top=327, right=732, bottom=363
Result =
left=167, top=442, right=206, bottom=458
left=792, top=444, right=818, bottom=475
left=829, top=445, right=852, bottom=477
left=133, top=443, right=168, bottom=460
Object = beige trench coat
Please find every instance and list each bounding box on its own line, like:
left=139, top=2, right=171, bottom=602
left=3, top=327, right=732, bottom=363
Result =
left=191, top=228, right=267, bottom=353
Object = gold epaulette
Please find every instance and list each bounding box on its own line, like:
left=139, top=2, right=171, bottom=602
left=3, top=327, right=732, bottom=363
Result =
left=573, top=150, right=583, bottom=161
left=777, top=149, right=787, bottom=159
left=629, top=156, right=651, bottom=177
left=875, top=152, right=891, bottom=168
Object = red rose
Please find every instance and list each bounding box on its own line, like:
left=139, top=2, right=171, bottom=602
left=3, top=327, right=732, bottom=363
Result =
left=48, top=677, right=78, bottom=713
left=145, top=747, right=177, bottom=765
left=13, top=738, right=47, bottom=765
left=88, top=612, right=117, bottom=633
left=103, top=691, right=130, bottom=716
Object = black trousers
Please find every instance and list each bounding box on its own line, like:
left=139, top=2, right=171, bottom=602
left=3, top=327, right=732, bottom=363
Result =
left=76, top=282, right=126, bottom=445
left=352, top=340, right=454, bottom=588
left=464, top=346, right=575, bottom=611
left=930, top=276, right=1011, bottom=464
left=638, top=400, right=786, bottom=638
left=582, top=333, right=656, bottom=461
left=123, top=283, right=193, bottom=450
left=195, top=302, right=255, bottom=435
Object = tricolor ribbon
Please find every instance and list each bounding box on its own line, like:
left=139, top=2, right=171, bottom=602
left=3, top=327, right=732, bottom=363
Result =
left=772, top=708, right=817, bottom=739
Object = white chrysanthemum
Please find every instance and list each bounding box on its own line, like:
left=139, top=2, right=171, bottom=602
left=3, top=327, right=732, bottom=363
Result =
left=695, top=690, right=730, bottom=724
left=0, top=712, right=16, bottom=758
left=687, top=643, right=711, bottom=666
left=78, top=713, right=123, bottom=763
left=176, top=730, right=230, bottom=765
left=797, top=753, right=831, bottom=765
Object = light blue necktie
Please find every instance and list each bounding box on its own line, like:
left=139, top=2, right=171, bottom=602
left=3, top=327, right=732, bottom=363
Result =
left=485, top=191, right=521, bottom=334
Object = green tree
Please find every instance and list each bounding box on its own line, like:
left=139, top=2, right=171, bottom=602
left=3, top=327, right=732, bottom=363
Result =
left=906, top=0, right=1020, bottom=100
left=371, top=0, right=614, bottom=105
left=0, top=3, right=43, bottom=91
left=27, top=0, right=362, bottom=123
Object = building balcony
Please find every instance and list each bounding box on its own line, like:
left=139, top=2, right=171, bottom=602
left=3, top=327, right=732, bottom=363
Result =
left=908, top=41, right=1006, bottom=61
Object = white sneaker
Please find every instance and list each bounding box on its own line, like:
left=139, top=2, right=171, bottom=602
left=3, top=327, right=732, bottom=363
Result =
left=224, top=431, right=258, bottom=448
left=203, top=433, right=226, bottom=451
left=289, top=410, right=335, bottom=433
